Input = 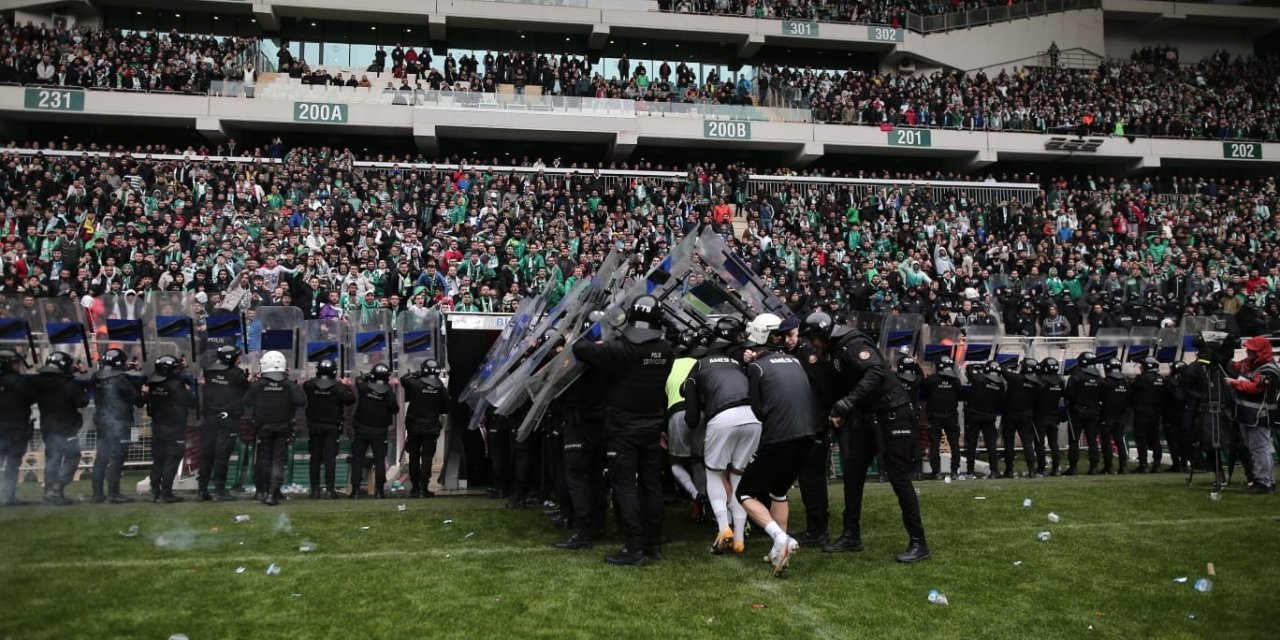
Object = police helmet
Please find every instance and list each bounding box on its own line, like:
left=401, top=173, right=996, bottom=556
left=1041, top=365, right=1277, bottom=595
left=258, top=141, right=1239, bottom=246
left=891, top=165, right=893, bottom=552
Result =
left=1075, top=351, right=1095, bottom=367
left=316, top=359, right=338, bottom=379
left=800, top=311, right=835, bottom=341
left=937, top=356, right=956, bottom=371
left=0, top=348, right=21, bottom=370
left=216, top=345, right=241, bottom=367
left=1021, top=357, right=1039, bottom=374
left=100, top=348, right=128, bottom=370
left=1139, top=356, right=1160, bottom=372
left=1171, top=361, right=1188, bottom=375
left=370, top=363, right=392, bottom=382
left=420, top=359, right=441, bottom=376
left=1040, top=357, right=1060, bottom=375
left=153, top=355, right=182, bottom=378
left=1104, top=358, right=1123, bottom=374
left=627, top=295, right=662, bottom=328
left=43, top=351, right=74, bottom=375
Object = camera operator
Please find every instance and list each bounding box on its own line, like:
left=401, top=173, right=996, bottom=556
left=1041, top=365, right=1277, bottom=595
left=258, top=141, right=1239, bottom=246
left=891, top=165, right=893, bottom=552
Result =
left=1225, top=336, right=1278, bottom=494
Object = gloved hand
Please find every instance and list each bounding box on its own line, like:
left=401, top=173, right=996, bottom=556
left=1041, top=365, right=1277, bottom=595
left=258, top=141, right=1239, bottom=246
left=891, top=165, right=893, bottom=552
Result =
left=833, top=397, right=855, bottom=418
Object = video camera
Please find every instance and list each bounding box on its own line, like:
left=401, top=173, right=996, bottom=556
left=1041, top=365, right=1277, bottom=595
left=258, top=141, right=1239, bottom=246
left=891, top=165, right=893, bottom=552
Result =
left=1193, top=330, right=1240, bottom=365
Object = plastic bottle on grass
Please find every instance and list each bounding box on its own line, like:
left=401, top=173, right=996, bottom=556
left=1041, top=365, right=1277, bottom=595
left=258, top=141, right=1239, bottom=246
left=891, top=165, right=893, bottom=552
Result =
left=232, top=514, right=250, bottom=523
left=1194, top=578, right=1212, bottom=593
left=266, top=563, right=282, bottom=576
left=1036, top=531, right=1052, bottom=542
left=927, top=589, right=949, bottom=605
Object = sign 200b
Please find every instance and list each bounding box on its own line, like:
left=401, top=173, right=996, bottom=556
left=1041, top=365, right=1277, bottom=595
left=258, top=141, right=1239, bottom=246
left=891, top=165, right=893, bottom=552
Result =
left=703, top=120, right=751, bottom=140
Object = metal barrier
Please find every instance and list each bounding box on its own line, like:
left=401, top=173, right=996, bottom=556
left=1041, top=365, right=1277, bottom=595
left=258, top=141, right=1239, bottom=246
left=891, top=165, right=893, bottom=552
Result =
left=908, top=0, right=1101, bottom=33
left=746, top=174, right=1041, bottom=207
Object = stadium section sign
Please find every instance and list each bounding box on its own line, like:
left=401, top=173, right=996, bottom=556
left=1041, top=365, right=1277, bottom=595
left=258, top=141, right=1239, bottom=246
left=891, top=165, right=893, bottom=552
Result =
left=704, top=120, right=751, bottom=140
left=782, top=21, right=819, bottom=37
left=293, top=102, right=348, bottom=123
left=1224, top=142, right=1262, bottom=160
left=24, top=88, right=84, bottom=112
left=887, top=128, right=931, bottom=147
left=867, top=26, right=904, bottom=43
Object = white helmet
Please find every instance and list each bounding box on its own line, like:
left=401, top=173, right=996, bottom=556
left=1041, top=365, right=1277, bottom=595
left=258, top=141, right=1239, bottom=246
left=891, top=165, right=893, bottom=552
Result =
left=260, top=351, right=287, bottom=374
left=745, top=313, right=783, bottom=346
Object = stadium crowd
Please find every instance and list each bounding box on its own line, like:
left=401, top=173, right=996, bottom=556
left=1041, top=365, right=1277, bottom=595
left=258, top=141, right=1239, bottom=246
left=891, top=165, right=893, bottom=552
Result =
left=1, top=139, right=1277, bottom=340
left=658, top=0, right=1020, bottom=26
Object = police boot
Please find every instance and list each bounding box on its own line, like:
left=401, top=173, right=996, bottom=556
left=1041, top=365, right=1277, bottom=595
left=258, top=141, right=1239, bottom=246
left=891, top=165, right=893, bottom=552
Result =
left=254, top=491, right=266, bottom=502
left=603, top=547, right=647, bottom=566
left=1063, top=465, right=1078, bottom=476
left=107, top=493, right=135, bottom=504
left=308, top=489, right=321, bottom=499
left=1118, top=461, right=1128, bottom=475
left=553, top=532, right=594, bottom=550
left=350, top=487, right=362, bottom=499
left=91, top=493, right=107, bottom=504
left=214, top=491, right=238, bottom=502
left=325, top=488, right=338, bottom=500
left=150, top=492, right=161, bottom=504
left=792, top=530, right=829, bottom=547
left=822, top=531, right=864, bottom=553
left=896, top=538, right=932, bottom=564
left=1087, top=463, right=1100, bottom=475
left=1001, top=469, right=1015, bottom=479
left=374, top=489, right=386, bottom=499
left=263, top=492, right=280, bottom=506
left=198, top=490, right=214, bottom=502
left=160, top=493, right=184, bottom=504
left=43, top=486, right=70, bottom=506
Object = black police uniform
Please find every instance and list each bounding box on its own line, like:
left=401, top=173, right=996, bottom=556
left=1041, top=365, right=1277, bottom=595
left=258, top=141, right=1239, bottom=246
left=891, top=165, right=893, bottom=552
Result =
left=245, top=374, right=306, bottom=503
left=1131, top=367, right=1170, bottom=472
left=350, top=376, right=399, bottom=497
left=91, top=366, right=146, bottom=502
left=486, top=407, right=515, bottom=499
left=1064, top=362, right=1105, bottom=474
left=573, top=324, right=674, bottom=563
left=1034, top=367, right=1067, bottom=474
left=826, top=328, right=927, bottom=554
left=793, top=341, right=836, bottom=543
left=303, top=376, right=355, bottom=496
left=146, top=374, right=196, bottom=501
left=0, top=368, right=35, bottom=505
left=1100, top=369, right=1133, bottom=473
left=896, top=361, right=925, bottom=476
left=199, top=362, right=250, bottom=499
left=737, top=348, right=815, bottom=507
left=922, top=367, right=962, bottom=478
left=33, top=365, right=89, bottom=504
left=1000, top=367, right=1042, bottom=476
left=1164, top=364, right=1190, bottom=472
left=402, top=372, right=451, bottom=497
left=963, top=367, right=1004, bottom=477
left=555, top=371, right=609, bottom=547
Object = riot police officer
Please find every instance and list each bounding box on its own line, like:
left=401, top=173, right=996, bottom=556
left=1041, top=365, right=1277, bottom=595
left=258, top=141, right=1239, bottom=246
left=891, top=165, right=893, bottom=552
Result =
left=402, top=359, right=451, bottom=498
left=963, top=362, right=1004, bottom=478
left=1064, top=352, right=1105, bottom=475
left=91, top=348, right=145, bottom=504
left=790, top=316, right=837, bottom=547
left=199, top=345, right=249, bottom=501
left=303, top=359, right=355, bottom=499
left=922, top=356, right=962, bottom=480
left=145, top=355, right=195, bottom=503
left=1034, top=358, right=1067, bottom=475
left=1165, top=361, right=1190, bottom=473
left=0, top=349, right=35, bottom=506
left=1131, top=357, right=1169, bottom=474
left=803, top=311, right=930, bottom=563
left=33, top=352, right=89, bottom=505
left=573, top=295, right=674, bottom=566
left=351, top=363, right=399, bottom=498
left=1000, top=358, right=1042, bottom=477
left=245, top=351, right=307, bottom=506
left=896, top=356, right=925, bottom=478
left=1100, top=358, right=1132, bottom=474
left=554, top=339, right=611, bottom=550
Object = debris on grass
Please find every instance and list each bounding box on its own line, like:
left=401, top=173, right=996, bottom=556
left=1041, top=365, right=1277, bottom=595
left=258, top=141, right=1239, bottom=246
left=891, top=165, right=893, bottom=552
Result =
left=232, top=514, right=250, bottom=523
left=927, top=589, right=949, bottom=605
left=1174, top=576, right=1188, bottom=583
left=235, top=566, right=246, bottom=574
left=751, top=603, right=766, bottom=610
left=465, top=531, right=475, bottom=539
left=706, top=617, right=714, bottom=624
left=119, top=524, right=139, bottom=538
left=1193, top=578, right=1212, bottom=593
left=274, top=513, right=293, bottom=535
left=169, top=634, right=189, bottom=640
left=1048, top=512, right=1061, bottom=523
left=943, top=476, right=952, bottom=484
left=1013, top=561, right=1023, bottom=566
left=1207, top=563, right=1216, bottom=577
left=443, top=519, right=454, bottom=525
left=299, top=542, right=317, bottom=553
left=292, top=593, right=302, bottom=598
left=266, top=563, right=282, bottom=576
left=1188, top=614, right=1197, bottom=621
left=1210, top=491, right=1222, bottom=501
left=1022, top=498, right=1033, bottom=508
left=974, top=496, right=986, bottom=500
left=360, top=526, right=370, bottom=530
left=1036, top=531, right=1052, bottom=542
left=397, top=504, right=407, bottom=512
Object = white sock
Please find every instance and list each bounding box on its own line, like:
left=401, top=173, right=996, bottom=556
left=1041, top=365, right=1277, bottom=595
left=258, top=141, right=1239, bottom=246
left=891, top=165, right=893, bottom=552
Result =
left=729, top=473, right=746, bottom=542
left=671, top=464, right=698, bottom=500
left=705, top=470, right=730, bottom=531
left=764, top=521, right=784, bottom=544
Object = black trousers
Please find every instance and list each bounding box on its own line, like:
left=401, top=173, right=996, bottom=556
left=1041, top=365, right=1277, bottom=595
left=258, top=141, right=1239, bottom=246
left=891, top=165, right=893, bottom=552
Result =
left=1165, top=409, right=1188, bottom=469
left=488, top=423, right=513, bottom=494
left=255, top=425, right=292, bottom=495
left=405, top=429, right=441, bottom=492
left=512, top=429, right=537, bottom=501
left=547, top=426, right=569, bottom=508
left=1001, top=413, right=1038, bottom=473
left=1067, top=409, right=1101, bottom=467
left=563, top=409, right=607, bottom=537
left=198, top=417, right=238, bottom=494
left=350, top=429, right=389, bottom=493
left=1101, top=417, right=1128, bottom=471
left=91, top=425, right=129, bottom=497
left=797, top=431, right=830, bottom=535
left=964, top=412, right=999, bottom=474
left=1034, top=413, right=1061, bottom=472
left=1133, top=412, right=1162, bottom=469
left=837, top=412, right=926, bottom=542
left=308, top=424, right=341, bottom=491
left=41, top=425, right=81, bottom=490
left=149, top=425, right=186, bottom=496
left=926, top=416, right=960, bottom=475
left=606, top=427, right=664, bottom=552
left=0, top=429, right=29, bottom=501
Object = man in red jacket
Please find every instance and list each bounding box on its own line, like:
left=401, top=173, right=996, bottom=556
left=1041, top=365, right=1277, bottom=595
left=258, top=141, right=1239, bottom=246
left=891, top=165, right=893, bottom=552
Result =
left=1226, top=336, right=1279, bottom=494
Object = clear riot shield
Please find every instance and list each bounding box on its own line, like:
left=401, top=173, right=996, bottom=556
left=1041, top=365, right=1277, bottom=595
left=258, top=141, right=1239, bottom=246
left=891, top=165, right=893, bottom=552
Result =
left=348, top=308, right=394, bottom=377
left=201, top=309, right=245, bottom=369
left=248, top=306, right=307, bottom=377
left=920, top=325, right=963, bottom=372
left=0, top=297, right=43, bottom=368
left=994, top=335, right=1032, bottom=368
left=304, top=318, right=350, bottom=379
left=961, top=326, right=999, bottom=365
left=1180, top=316, right=1211, bottom=359
left=847, top=311, right=884, bottom=342
left=397, top=306, right=447, bottom=376
left=94, top=293, right=153, bottom=372
left=147, top=292, right=198, bottom=365
left=879, top=313, right=924, bottom=360
left=695, top=225, right=792, bottom=318
left=1127, top=327, right=1159, bottom=365
left=1155, top=326, right=1183, bottom=364
left=38, top=296, right=94, bottom=369
left=1094, top=328, right=1130, bottom=364
left=1061, top=337, right=1101, bottom=374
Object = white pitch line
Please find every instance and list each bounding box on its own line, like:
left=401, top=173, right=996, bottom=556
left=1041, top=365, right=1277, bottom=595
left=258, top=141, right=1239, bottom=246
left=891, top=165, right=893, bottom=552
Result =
left=5, top=515, right=1276, bottom=571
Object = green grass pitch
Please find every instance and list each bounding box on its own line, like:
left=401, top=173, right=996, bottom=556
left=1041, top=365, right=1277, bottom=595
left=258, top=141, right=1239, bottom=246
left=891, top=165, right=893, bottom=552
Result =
left=1, top=473, right=1276, bottom=640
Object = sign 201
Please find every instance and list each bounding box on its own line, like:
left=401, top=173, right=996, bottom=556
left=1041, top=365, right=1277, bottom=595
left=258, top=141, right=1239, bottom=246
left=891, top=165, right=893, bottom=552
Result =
left=887, top=128, right=931, bottom=147
left=704, top=120, right=752, bottom=140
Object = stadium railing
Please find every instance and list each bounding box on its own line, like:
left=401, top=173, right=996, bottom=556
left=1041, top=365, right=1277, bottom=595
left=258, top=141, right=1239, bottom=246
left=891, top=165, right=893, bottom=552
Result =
left=746, top=174, right=1041, bottom=207
left=908, top=0, right=1102, bottom=33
